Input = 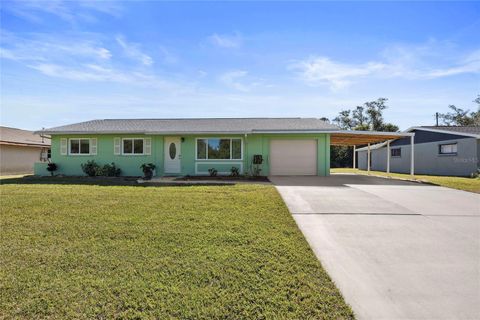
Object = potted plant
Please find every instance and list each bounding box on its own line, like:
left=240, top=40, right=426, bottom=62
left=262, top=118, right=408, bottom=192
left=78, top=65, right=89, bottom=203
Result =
left=141, top=163, right=156, bottom=180
left=46, top=163, right=57, bottom=176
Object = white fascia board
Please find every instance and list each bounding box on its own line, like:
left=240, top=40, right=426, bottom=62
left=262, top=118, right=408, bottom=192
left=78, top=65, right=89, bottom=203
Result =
left=406, top=127, right=480, bottom=139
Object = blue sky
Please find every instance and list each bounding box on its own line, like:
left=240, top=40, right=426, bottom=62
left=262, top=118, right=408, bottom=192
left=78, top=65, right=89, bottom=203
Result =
left=1, top=1, right=479, bottom=130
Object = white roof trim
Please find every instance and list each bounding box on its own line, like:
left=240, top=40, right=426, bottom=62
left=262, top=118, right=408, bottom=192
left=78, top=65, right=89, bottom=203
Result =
left=356, top=141, right=389, bottom=151
left=404, top=126, right=480, bottom=139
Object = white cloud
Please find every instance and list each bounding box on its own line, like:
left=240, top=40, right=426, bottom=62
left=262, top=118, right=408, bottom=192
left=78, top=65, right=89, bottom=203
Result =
left=3, top=0, right=123, bottom=24
left=424, top=49, right=480, bottom=78
left=27, top=63, right=183, bottom=91
left=289, top=57, right=385, bottom=90
left=0, top=31, right=188, bottom=90
left=218, top=70, right=269, bottom=92
left=219, top=70, right=250, bottom=91
left=0, top=31, right=111, bottom=62
left=115, top=35, right=153, bottom=66
left=291, top=44, right=480, bottom=90
left=208, top=33, right=242, bottom=48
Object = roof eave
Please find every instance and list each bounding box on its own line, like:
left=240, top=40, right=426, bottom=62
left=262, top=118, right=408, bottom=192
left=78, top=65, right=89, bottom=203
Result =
left=405, top=126, right=480, bottom=139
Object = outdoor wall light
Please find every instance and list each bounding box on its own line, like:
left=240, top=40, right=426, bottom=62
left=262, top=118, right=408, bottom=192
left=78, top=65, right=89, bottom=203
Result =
left=181, top=137, right=185, bottom=142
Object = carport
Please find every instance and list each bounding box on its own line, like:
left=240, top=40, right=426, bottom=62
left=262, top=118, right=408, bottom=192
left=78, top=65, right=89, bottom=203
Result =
left=330, top=131, right=416, bottom=176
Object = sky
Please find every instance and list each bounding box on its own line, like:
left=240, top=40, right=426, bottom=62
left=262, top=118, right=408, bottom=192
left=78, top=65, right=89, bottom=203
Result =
left=1, top=1, right=479, bottom=131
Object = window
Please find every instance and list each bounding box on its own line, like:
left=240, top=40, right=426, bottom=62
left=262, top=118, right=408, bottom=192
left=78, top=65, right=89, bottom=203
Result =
left=391, top=148, right=401, bottom=157
left=196, top=138, right=242, bottom=160
left=69, top=139, right=90, bottom=155
left=123, top=138, right=144, bottom=155
left=439, top=143, right=457, bottom=155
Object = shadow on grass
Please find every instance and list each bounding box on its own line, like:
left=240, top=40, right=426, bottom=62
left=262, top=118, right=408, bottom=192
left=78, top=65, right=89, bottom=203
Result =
left=0, top=176, right=235, bottom=187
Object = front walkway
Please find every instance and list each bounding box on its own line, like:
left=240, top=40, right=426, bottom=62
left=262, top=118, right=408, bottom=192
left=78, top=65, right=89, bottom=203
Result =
left=271, top=174, right=480, bottom=320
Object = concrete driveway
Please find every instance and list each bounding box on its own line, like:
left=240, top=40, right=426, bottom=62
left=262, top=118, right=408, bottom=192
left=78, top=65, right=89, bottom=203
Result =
left=271, top=174, right=480, bottom=320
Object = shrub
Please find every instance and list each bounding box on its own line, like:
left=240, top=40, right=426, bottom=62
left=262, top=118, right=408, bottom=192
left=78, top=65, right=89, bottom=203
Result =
left=140, top=163, right=156, bottom=180
left=81, top=160, right=100, bottom=177
left=99, top=162, right=121, bottom=177
left=208, top=168, right=218, bottom=177
left=230, top=167, right=240, bottom=177
left=46, top=163, right=57, bottom=176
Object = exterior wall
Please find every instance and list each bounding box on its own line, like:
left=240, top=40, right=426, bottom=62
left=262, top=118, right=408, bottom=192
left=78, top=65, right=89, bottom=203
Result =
left=0, top=144, right=47, bottom=174
left=35, top=133, right=331, bottom=177
left=358, top=137, right=479, bottom=177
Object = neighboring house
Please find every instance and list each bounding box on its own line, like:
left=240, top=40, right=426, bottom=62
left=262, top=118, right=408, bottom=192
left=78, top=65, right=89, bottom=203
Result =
left=356, top=126, right=480, bottom=177
left=34, top=118, right=411, bottom=177
left=0, top=126, right=51, bottom=175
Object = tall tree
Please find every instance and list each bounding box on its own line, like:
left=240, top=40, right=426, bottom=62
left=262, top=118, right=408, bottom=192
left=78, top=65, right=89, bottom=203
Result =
left=332, top=98, right=399, bottom=132
left=331, top=97, right=399, bottom=168
left=352, top=106, right=368, bottom=128
left=438, top=95, right=480, bottom=126
left=332, top=110, right=354, bottom=130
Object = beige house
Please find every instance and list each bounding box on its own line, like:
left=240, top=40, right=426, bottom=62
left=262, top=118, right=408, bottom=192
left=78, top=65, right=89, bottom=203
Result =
left=0, top=126, right=51, bottom=175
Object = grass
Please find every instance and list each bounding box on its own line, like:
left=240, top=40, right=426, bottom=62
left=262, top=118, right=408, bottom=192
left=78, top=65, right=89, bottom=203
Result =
left=331, top=168, right=480, bottom=193
left=0, top=181, right=354, bottom=319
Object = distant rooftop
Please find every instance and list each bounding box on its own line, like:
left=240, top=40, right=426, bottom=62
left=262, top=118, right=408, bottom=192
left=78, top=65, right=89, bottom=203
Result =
left=38, top=118, right=340, bottom=134
left=0, top=126, right=50, bottom=147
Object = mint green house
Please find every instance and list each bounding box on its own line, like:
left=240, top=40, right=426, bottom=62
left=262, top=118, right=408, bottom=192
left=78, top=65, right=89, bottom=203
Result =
left=34, top=118, right=406, bottom=177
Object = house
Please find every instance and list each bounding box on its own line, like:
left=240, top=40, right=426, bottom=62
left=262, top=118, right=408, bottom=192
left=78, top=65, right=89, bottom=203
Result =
left=356, top=126, right=480, bottom=177
left=33, top=118, right=412, bottom=177
left=0, top=126, right=51, bottom=175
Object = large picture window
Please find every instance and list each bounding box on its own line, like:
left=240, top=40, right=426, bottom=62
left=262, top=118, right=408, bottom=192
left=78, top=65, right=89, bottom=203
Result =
left=439, top=143, right=457, bottom=155
left=123, top=138, right=144, bottom=155
left=196, top=138, right=242, bottom=160
left=69, top=139, right=90, bottom=155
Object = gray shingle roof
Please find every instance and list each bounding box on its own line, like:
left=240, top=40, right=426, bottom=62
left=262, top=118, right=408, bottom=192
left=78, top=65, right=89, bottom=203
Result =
left=0, top=126, right=50, bottom=146
left=38, top=118, right=340, bottom=134
left=420, top=125, right=480, bottom=136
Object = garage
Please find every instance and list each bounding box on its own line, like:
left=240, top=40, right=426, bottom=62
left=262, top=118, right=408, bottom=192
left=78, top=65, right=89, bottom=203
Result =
left=270, top=139, right=317, bottom=175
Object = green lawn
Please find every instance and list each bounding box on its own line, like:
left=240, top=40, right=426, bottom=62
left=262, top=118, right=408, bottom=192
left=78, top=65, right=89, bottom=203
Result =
left=331, top=168, right=480, bottom=193
left=0, top=182, right=353, bottom=319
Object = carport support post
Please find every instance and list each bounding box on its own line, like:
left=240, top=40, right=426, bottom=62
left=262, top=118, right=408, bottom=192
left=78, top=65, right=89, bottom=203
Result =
left=353, top=145, right=356, bottom=169
left=410, top=134, right=415, bottom=177
left=367, top=143, right=371, bottom=174
left=386, top=140, right=390, bottom=175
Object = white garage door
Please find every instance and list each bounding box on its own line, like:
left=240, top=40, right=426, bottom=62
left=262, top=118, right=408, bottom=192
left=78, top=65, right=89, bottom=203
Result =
left=270, top=140, right=317, bottom=175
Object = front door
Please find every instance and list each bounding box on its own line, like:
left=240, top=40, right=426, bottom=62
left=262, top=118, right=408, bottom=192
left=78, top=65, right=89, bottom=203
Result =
left=164, top=137, right=181, bottom=174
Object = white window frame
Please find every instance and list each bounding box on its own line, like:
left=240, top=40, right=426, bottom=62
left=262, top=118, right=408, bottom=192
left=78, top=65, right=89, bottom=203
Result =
left=195, top=138, right=243, bottom=161
left=69, top=138, right=91, bottom=155
left=122, top=138, right=145, bottom=155
left=439, top=143, right=457, bottom=155
left=390, top=148, right=401, bottom=158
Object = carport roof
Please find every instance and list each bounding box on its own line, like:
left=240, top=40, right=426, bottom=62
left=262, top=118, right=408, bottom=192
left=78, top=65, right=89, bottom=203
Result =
left=330, top=131, right=413, bottom=146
